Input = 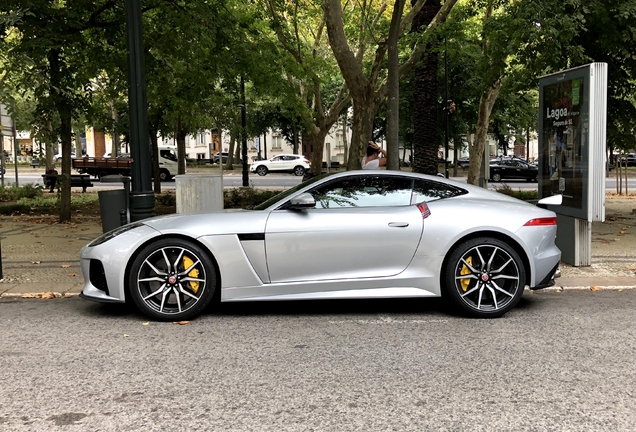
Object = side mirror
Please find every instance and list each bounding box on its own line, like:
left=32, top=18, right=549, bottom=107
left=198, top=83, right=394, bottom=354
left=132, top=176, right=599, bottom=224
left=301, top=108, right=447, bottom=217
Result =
left=537, top=194, right=562, bottom=209
left=538, top=194, right=562, bottom=206
left=288, top=192, right=316, bottom=209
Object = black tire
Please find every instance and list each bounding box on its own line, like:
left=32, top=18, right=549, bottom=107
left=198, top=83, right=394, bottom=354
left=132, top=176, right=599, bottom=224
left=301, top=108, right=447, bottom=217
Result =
left=128, top=238, right=217, bottom=321
left=492, top=173, right=502, bottom=182
left=159, top=169, right=172, bottom=181
left=293, top=166, right=305, bottom=176
left=98, top=171, right=108, bottom=179
left=256, top=165, right=268, bottom=176
left=444, top=237, right=526, bottom=318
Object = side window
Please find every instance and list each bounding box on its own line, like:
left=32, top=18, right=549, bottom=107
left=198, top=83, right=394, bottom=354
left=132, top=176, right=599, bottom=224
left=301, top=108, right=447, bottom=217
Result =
left=159, top=149, right=177, bottom=161
left=412, top=179, right=467, bottom=203
left=310, top=176, right=413, bottom=208
left=272, top=156, right=282, bottom=162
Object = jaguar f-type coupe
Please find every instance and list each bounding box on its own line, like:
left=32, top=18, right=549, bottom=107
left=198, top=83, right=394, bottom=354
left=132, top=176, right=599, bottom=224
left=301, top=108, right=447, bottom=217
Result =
left=80, top=171, right=561, bottom=320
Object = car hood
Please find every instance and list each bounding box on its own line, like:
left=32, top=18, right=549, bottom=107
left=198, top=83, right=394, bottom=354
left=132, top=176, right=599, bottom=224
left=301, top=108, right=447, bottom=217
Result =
left=140, top=209, right=270, bottom=236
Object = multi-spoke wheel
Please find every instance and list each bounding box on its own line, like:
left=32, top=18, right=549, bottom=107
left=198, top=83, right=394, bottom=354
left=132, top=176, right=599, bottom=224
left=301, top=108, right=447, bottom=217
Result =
left=492, top=173, right=502, bottom=182
left=128, top=238, right=216, bottom=321
left=256, top=165, right=268, bottom=176
left=293, top=166, right=305, bottom=176
left=444, top=237, right=526, bottom=318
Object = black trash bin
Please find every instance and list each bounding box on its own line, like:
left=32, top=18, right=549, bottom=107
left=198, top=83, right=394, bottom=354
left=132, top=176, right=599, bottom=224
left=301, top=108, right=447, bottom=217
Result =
left=98, top=175, right=131, bottom=233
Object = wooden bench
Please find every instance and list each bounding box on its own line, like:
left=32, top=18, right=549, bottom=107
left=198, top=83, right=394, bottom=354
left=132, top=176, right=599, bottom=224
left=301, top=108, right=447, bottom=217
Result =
left=42, top=174, right=94, bottom=193
left=321, top=161, right=341, bottom=170
left=31, top=159, right=40, bottom=168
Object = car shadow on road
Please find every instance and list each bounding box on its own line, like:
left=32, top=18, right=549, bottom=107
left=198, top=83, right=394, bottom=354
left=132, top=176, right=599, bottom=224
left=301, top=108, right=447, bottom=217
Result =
left=212, top=297, right=458, bottom=319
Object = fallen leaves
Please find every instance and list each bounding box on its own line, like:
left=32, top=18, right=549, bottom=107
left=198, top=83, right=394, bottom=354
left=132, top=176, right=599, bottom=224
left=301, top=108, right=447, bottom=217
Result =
left=590, top=286, right=599, bottom=292
left=173, top=321, right=190, bottom=325
left=22, top=292, right=59, bottom=299
left=61, top=264, right=71, bottom=268
left=32, top=261, right=41, bottom=265
left=67, top=273, right=77, bottom=277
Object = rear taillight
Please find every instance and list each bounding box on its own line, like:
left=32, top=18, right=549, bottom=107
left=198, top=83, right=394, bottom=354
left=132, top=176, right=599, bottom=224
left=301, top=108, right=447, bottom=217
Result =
left=524, top=217, right=557, bottom=226
left=417, top=202, right=431, bottom=219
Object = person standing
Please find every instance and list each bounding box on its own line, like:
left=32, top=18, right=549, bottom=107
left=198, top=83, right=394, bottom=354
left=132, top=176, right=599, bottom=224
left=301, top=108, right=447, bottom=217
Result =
left=362, top=141, right=387, bottom=170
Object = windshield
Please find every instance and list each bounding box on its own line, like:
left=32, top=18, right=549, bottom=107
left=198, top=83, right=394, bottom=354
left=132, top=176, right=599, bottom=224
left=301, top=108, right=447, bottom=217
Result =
left=252, top=173, right=332, bottom=210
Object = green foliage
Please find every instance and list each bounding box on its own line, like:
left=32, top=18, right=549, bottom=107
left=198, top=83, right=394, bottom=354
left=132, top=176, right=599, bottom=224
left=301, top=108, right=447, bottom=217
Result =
left=224, top=188, right=280, bottom=208
left=155, top=192, right=176, bottom=207
left=494, top=183, right=538, bottom=201
left=0, top=184, right=44, bottom=201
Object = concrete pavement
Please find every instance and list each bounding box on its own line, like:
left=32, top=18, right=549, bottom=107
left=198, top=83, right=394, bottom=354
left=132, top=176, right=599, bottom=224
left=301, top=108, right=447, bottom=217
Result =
left=1, top=195, right=635, bottom=298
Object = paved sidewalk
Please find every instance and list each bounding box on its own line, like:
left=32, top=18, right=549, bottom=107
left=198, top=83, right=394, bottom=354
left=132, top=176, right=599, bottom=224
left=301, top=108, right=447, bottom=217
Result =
left=1, top=195, right=635, bottom=298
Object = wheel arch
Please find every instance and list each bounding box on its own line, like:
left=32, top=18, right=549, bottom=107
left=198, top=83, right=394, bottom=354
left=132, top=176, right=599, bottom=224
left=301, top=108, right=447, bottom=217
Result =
left=439, top=230, right=532, bottom=290
left=123, top=234, right=222, bottom=304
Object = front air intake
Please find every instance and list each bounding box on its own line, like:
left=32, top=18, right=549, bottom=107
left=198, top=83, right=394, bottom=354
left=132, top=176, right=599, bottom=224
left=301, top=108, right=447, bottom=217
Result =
left=89, top=259, right=110, bottom=296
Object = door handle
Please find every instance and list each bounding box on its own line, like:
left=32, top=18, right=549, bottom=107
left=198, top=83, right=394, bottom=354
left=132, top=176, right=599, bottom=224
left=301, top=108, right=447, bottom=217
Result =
left=388, top=222, right=409, bottom=227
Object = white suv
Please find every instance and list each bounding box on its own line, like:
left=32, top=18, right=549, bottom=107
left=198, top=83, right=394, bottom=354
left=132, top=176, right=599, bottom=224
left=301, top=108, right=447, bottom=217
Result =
left=250, top=154, right=310, bottom=176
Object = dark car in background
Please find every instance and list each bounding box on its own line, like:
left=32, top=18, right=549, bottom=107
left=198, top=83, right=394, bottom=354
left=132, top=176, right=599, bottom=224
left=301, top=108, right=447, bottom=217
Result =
left=489, top=158, right=538, bottom=182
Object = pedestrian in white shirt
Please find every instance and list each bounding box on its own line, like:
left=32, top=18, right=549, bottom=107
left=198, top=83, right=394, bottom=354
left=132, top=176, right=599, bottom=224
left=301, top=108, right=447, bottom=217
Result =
left=362, top=141, right=387, bottom=169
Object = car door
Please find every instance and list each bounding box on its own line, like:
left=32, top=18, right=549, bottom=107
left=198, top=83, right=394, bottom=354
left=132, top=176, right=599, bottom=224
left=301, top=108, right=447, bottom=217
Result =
left=264, top=175, right=423, bottom=283
left=267, top=155, right=286, bottom=172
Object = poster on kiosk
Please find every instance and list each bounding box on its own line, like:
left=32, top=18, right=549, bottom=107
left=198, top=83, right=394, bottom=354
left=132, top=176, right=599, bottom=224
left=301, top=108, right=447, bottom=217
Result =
left=538, top=63, right=607, bottom=265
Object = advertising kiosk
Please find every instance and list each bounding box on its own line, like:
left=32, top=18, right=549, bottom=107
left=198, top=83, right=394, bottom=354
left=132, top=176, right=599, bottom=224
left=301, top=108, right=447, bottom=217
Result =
left=538, top=63, right=607, bottom=266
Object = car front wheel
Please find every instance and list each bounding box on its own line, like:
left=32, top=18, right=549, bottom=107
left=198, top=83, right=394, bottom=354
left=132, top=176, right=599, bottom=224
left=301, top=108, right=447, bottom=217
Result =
left=128, top=238, right=217, bottom=321
left=444, top=237, right=526, bottom=318
left=492, top=173, right=502, bottom=182
left=256, top=165, right=268, bottom=176
left=293, top=166, right=305, bottom=176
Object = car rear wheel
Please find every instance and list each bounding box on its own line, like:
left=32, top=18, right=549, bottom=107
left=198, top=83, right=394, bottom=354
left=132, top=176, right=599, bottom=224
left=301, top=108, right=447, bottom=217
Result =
left=492, top=173, right=502, bottom=182
left=444, top=237, right=526, bottom=318
left=256, top=165, right=268, bottom=176
left=293, top=166, right=305, bottom=176
left=128, top=238, right=217, bottom=321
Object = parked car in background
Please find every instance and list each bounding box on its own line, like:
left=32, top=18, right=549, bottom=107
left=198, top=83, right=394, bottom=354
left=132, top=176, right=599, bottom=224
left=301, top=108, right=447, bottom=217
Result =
left=250, top=154, right=310, bottom=176
left=55, top=151, right=76, bottom=161
left=456, top=157, right=470, bottom=170
left=489, top=158, right=538, bottom=182
left=620, top=153, right=636, bottom=167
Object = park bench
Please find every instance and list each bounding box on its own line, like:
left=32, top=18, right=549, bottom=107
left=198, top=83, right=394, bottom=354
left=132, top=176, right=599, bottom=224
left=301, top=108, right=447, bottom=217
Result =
left=321, top=161, right=341, bottom=170
left=31, top=159, right=40, bottom=168
left=42, top=173, right=94, bottom=193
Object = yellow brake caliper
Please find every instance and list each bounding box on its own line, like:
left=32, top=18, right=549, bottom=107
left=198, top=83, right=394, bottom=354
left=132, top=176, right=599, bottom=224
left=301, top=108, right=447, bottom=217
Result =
left=460, top=256, right=472, bottom=292
left=182, top=256, right=200, bottom=293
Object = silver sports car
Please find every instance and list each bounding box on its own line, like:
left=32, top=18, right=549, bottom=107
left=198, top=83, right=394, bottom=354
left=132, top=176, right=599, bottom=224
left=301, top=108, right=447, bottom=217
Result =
left=79, top=170, right=561, bottom=320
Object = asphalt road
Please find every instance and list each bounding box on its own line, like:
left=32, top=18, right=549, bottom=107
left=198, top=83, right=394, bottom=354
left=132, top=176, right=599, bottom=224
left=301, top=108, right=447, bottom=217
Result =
left=1, top=290, right=635, bottom=431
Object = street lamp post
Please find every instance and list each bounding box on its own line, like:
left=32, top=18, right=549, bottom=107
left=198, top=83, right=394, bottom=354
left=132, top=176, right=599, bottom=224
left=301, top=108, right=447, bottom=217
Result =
left=240, top=76, right=248, bottom=187
left=125, top=0, right=154, bottom=221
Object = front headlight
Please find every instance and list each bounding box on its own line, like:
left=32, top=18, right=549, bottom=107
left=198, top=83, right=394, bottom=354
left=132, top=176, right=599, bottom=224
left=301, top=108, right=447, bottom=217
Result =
left=88, top=222, right=145, bottom=247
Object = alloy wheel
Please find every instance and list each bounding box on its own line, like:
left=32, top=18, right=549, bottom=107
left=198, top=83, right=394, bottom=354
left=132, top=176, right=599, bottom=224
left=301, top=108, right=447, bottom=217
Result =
left=446, top=238, right=525, bottom=317
left=130, top=240, right=215, bottom=320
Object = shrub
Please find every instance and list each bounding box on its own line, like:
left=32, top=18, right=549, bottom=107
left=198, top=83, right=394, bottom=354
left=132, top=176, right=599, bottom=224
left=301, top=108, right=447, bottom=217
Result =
left=0, top=183, right=44, bottom=201
left=224, top=188, right=280, bottom=208
left=494, top=183, right=538, bottom=201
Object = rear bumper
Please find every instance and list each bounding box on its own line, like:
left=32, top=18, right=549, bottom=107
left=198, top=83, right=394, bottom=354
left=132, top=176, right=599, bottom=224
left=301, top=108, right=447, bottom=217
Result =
left=530, top=263, right=561, bottom=290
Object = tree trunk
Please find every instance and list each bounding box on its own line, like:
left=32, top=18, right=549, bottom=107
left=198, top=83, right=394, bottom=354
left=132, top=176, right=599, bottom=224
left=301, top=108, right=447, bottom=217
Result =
left=386, top=0, right=406, bottom=171
left=48, top=48, right=72, bottom=222
left=149, top=127, right=161, bottom=193
left=175, top=116, right=187, bottom=175
left=342, top=113, right=349, bottom=166
left=411, top=0, right=441, bottom=176
left=467, top=81, right=502, bottom=186
left=310, top=127, right=329, bottom=175
left=225, top=131, right=237, bottom=170
left=346, top=93, right=377, bottom=170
